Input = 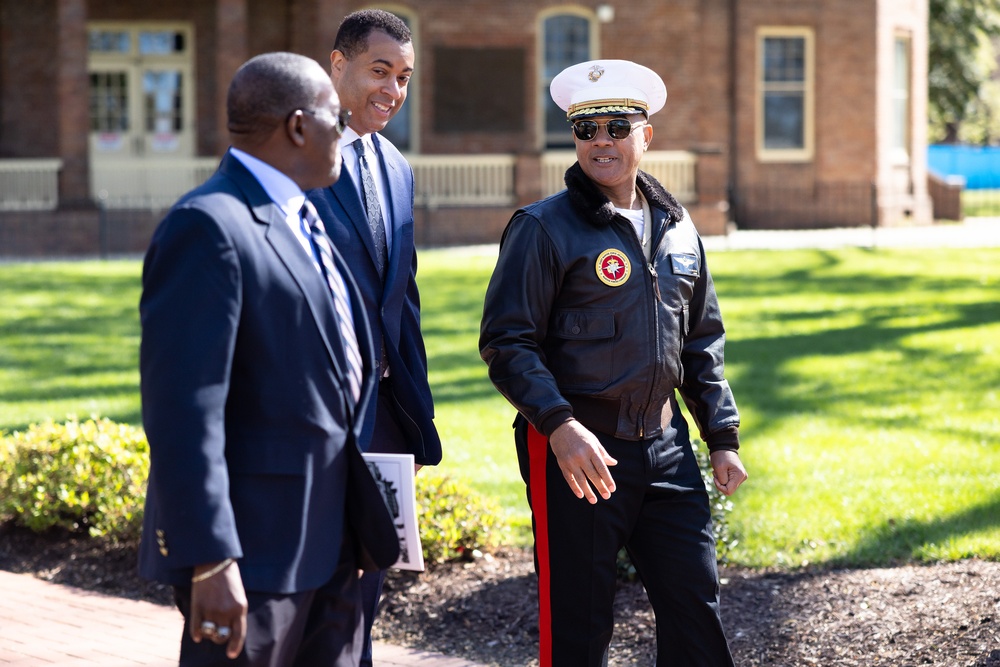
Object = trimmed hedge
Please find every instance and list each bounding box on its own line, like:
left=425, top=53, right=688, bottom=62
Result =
left=416, top=473, right=510, bottom=563
left=0, top=416, right=149, bottom=541
left=0, top=417, right=511, bottom=563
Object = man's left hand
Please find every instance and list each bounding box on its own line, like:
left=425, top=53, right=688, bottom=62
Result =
left=709, top=450, right=748, bottom=496
left=190, top=560, right=248, bottom=659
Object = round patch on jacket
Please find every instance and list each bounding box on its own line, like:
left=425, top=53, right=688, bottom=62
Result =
left=596, top=249, right=631, bottom=287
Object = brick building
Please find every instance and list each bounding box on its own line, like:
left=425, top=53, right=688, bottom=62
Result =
left=0, top=0, right=932, bottom=257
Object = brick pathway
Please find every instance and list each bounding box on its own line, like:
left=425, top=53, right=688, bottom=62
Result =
left=0, top=570, right=484, bottom=667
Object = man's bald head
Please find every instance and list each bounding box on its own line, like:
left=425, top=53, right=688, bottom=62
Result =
left=227, top=52, right=327, bottom=146
left=225, top=52, right=344, bottom=190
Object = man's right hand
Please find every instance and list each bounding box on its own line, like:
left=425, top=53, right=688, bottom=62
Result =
left=189, top=560, right=248, bottom=659
left=548, top=419, right=617, bottom=504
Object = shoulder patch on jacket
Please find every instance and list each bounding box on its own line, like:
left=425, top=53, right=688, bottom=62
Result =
left=670, top=253, right=700, bottom=277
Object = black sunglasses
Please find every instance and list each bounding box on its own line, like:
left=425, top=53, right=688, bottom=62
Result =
left=298, top=108, right=352, bottom=137
left=572, top=118, right=647, bottom=141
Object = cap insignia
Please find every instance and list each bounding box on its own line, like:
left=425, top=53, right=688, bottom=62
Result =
left=588, top=65, right=605, bottom=83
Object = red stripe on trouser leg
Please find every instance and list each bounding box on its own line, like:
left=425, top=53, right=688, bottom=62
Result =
left=527, top=425, right=552, bottom=667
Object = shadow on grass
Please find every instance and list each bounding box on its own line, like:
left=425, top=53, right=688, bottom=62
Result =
left=714, top=249, right=1000, bottom=567
left=1, top=264, right=142, bottom=432
left=830, top=495, right=1000, bottom=567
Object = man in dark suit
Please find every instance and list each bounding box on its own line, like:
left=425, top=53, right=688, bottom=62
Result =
left=308, top=9, right=442, bottom=666
left=138, top=51, right=397, bottom=667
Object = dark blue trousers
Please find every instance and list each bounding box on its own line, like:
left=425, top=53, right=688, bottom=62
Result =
left=174, top=547, right=363, bottom=667
left=359, top=381, right=410, bottom=666
left=515, top=412, right=735, bottom=667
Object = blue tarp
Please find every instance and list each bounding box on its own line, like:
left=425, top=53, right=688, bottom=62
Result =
left=927, top=145, right=1000, bottom=189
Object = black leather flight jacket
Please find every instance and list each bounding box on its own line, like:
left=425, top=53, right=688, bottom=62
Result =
left=480, top=163, right=740, bottom=451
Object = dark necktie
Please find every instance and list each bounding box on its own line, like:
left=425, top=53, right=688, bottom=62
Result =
left=301, top=200, right=362, bottom=404
left=353, top=138, right=388, bottom=279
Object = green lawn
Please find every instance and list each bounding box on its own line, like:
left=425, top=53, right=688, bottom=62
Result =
left=2, top=245, right=999, bottom=569
left=963, top=189, right=1000, bottom=218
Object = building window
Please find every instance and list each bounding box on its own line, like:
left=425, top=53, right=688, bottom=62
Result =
left=892, top=35, right=911, bottom=162
left=87, top=22, right=194, bottom=158
left=757, top=27, right=814, bottom=162
left=89, top=72, right=129, bottom=132
left=541, top=11, right=594, bottom=148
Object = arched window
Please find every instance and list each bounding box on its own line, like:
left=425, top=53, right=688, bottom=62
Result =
left=540, top=11, right=595, bottom=148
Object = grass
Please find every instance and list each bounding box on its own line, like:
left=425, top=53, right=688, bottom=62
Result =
left=0, top=261, right=143, bottom=431
left=2, top=245, right=999, bottom=569
left=963, top=188, right=1000, bottom=218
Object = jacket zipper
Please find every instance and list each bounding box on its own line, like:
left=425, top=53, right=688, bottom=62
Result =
left=618, top=214, right=665, bottom=440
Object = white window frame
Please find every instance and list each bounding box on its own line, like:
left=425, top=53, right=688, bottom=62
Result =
left=756, top=26, right=815, bottom=163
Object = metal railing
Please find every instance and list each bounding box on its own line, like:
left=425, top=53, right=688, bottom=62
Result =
left=541, top=150, right=698, bottom=202
left=0, top=159, right=62, bottom=211
left=91, top=157, right=221, bottom=209
left=408, top=154, right=517, bottom=207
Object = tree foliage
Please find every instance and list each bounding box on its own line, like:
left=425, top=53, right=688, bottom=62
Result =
left=929, top=0, right=1000, bottom=143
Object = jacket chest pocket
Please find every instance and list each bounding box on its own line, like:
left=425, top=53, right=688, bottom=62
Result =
left=547, top=309, right=616, bottom=391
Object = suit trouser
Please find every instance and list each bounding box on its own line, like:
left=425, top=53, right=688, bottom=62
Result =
left=359, top=379, right=410, bottom=666
left=173, top=541, right=363, bottom=667
left=515, top=414, right=735, bottom=667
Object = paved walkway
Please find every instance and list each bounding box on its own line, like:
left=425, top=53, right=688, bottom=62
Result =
left=0, top=570, right=484, bottom=666
left=700, top=216, right=1000, bottom=251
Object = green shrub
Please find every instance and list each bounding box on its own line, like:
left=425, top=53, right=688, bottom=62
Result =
left=0, top=416, right=148, bottom=541
left=416, top=473, right=510, bottom=564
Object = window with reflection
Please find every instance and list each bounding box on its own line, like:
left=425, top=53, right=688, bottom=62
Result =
left=379, top=13, right=414, bottom=152
left=144, top=71, right=183, bottom=133
left=758, top=28, right=813, bottom=161
left=89, top=72, right=129, bottom=132
left=139, top=30, right=186, bottom=55
left=89, top=30, right=130, bottom=54
left=542, top=13, right=593, bottom=148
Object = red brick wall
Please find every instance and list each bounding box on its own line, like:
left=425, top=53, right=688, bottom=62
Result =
left=0, top=1, right=61, bottom=158
left=0, top=208, right=159, bottom=258
left=0, top=0, right=933, bottom=254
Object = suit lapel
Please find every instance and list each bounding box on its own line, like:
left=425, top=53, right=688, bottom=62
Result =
left=219, top=151, right=372, bottom=430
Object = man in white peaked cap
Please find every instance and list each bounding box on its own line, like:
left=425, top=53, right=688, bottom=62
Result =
left=481, top=59, right=747, bottom=666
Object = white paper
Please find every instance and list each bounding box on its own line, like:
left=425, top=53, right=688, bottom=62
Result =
left=361, top=452, right=424, bottom=571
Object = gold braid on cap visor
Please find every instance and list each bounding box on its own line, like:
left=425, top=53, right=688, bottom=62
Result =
left=567, top=98, right=650, bottom=119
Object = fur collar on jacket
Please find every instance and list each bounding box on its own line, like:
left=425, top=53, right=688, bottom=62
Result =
left=564, top=162, right=684, bottom=228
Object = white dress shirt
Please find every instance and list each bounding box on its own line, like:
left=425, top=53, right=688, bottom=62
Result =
left=230, top=147, right=319, bottom=272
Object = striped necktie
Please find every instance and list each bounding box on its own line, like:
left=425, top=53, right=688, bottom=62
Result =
left=301, top=200, right=362, bottom=404
left=353, top=138, right=388, bottom=279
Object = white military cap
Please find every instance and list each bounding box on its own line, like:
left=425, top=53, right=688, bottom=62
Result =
left=550, top=59, right=667, bottom=120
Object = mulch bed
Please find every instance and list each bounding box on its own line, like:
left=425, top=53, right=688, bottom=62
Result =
left=1, top=523, right=997, bottom=666
left=377, top=551, right=1000, bottom=666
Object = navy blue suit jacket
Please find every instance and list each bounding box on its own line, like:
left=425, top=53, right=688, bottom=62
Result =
left=308, top=134, right=442, bottom=466
left=138, top=151, right=397, bottom=594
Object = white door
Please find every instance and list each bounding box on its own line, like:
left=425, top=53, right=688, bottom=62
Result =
left=88, top=23, right=196, bottom=205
